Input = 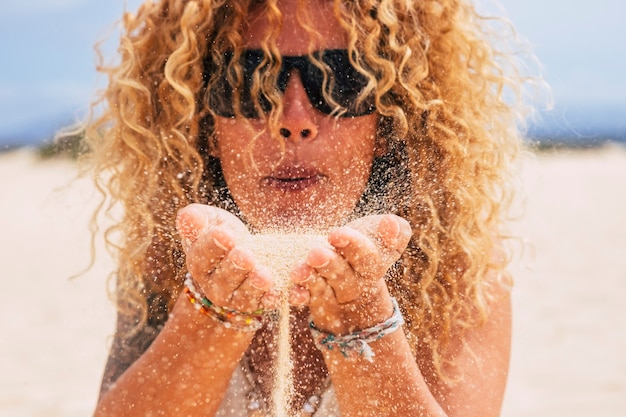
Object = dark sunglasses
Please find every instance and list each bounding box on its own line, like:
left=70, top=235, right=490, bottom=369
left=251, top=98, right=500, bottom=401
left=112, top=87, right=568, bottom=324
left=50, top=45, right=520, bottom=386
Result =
left=205, top=49, right=376, bottom=118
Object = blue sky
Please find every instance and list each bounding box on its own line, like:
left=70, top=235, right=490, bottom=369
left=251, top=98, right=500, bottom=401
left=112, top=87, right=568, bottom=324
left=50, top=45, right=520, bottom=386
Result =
left=1, top=0, right=625, bottom=146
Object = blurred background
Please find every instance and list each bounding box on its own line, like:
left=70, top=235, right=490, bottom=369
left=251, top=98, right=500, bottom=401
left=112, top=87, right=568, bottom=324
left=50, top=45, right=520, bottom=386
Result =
left=1, top=0, right=625, bottom=149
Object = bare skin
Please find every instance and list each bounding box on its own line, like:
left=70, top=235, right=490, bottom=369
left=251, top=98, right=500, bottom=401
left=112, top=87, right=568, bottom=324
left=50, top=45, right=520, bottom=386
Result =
left=95, top=203, right=510, bottom=417
left=94, top=1, right=512, bottom=416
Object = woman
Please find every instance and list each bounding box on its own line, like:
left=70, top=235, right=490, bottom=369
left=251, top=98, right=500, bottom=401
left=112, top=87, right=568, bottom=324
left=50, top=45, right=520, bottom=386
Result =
left=88, top=0, right=528, bottom=415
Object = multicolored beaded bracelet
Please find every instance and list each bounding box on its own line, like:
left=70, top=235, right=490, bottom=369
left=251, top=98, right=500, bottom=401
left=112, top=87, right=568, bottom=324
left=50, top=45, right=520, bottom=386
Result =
left=309, top=297, right=405, bottom=362
left=183, top=273, right=265, bottom=332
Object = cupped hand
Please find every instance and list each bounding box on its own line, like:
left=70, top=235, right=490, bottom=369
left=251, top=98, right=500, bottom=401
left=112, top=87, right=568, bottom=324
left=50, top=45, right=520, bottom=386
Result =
left=288, top=214, right=412, bottom=335
left=176, top=204, right=279, bottom=313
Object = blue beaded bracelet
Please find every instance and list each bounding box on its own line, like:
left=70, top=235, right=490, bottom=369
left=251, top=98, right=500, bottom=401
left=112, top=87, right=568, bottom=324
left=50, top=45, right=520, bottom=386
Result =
left=309, top=297, right=405, bottom=362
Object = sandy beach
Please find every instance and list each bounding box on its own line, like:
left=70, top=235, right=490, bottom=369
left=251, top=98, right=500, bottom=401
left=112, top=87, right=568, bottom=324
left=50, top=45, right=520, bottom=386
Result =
left=0, top=145, right=625, bottom=416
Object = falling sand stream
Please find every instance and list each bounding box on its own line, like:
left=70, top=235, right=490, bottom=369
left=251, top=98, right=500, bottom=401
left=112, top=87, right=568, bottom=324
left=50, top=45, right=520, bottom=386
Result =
left=247, top=233, right=328, bottom=417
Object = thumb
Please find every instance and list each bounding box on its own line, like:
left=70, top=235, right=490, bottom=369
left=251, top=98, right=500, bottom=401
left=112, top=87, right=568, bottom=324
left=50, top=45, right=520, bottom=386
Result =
left=176, top=203, right=249, bottom=244
left=176, top=203, right=211, bottom=242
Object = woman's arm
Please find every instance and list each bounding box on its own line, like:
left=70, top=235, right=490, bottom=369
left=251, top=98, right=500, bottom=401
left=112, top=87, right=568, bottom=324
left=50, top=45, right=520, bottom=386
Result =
left=95, top=204, right=277, bottom=417
left=290, top=215, right=511, bottom=416
left=323, top=326, right=447, bottom=416
left=94, top=295, right=254, bottom=417
left=324, top=282, right=511, bottom=417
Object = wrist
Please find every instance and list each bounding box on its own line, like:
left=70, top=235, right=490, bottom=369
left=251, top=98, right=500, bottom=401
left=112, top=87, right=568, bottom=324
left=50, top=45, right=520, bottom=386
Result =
left=310, top=285, right=394, bottom=336
left=309, top=297, right=405, bottom=362
left=183, top=274, right=266, bottom=332
left=171, top=293, right=256, bottom=348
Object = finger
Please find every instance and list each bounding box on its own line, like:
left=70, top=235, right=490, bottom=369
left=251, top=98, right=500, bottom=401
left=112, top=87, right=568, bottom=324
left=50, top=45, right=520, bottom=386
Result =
left=207, top=246, right=256, bottom=305
left=288, top=261, right=313, bottom=306
left=288, top=284, right=310, bottom=306
left=307, top=247, right=360, bottom=304
left=377, top=214, right=412, bottom=253
left=327, top=227, right=385, bottom=281
left=229, top=265, right=273, bottom=312
left=372, top=215, right=412, bottom=270
left=304, top=273, right=336, bottom=309
left=261, top=288, right=282, bottom=310
left=177, top=203, right=249, bottom=250
left=176, top=204, right=211, bottom=249
left=304, top=273, right=347, bottom=333
left=330, top=215, right=412, bottom=280
left=185, top=226, right=235, bottom=282
left=290, top=260, right=315, bottom=285
left=177, top=203, right=248, bottom=280
left=289, top=260, right=331, bottom=304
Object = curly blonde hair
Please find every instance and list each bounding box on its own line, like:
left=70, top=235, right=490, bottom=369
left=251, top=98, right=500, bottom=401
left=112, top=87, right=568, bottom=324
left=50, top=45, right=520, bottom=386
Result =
left=85, top=0, right=533, bottom=381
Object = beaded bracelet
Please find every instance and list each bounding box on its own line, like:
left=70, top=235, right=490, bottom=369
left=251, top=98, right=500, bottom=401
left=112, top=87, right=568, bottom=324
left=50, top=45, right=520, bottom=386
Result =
left=309, top=297, right=405, bottom=362
left=183, top=273, right=265, bottom=332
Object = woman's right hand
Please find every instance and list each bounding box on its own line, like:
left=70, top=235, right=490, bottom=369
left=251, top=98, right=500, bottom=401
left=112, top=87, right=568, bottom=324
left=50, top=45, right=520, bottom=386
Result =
left=95, top=204, right=274, bottom=417
left=176, top=204, right=278, bottom=313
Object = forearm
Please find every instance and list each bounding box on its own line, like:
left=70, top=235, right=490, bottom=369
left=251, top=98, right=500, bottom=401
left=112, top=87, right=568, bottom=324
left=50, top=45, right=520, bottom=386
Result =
left=325, top=330, right=447, bottom=417
left=325, top=285, right=513, bottom=417
left=94, top=295, right=253, bottom=417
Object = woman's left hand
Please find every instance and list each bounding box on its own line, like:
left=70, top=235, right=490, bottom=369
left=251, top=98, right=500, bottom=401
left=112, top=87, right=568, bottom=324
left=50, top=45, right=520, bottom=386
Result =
left=289, top=214, right=412, bottom=335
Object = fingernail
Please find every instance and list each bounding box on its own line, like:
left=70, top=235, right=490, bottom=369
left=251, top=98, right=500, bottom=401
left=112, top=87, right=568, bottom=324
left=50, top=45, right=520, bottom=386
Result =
left=290, top=263, right=312, bottom=283
left=263, top=291, right=280, bottom=308
left=291, top=272, right=314, bottom=284
left=332, top=238, right=350, bottom=248
left=231, top=259, right=248, bottom=271
left=328, top=227, right=351, bottom=248
left=249, top=271, right=267, bottom=290
left=213, top=236, right=230, bottom=252
left=289, top=288, right=309, bottom=305
left=307, top=248, right=332, bottom=269
left=230, top=250, right=250, bottom=271
left=308, top=258, right=330, bottom=269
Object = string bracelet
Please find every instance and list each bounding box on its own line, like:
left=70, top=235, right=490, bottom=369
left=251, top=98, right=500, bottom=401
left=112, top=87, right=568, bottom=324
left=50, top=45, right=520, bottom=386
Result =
left=183, top=273, right=265, bottom=332
left=309, top=297, right=405, bottom=362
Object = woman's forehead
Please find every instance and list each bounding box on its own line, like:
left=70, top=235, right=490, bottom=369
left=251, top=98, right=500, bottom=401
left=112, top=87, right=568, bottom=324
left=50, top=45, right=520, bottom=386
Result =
left=243, top=0, right=348, bottom=54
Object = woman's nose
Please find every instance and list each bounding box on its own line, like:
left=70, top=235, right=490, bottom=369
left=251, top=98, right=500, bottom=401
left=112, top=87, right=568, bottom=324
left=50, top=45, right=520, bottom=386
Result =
left=278, top=71, right=319, bottom=143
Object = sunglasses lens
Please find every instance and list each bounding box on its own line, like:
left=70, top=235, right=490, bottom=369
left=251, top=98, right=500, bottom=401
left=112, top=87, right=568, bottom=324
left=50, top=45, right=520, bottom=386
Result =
left=206, top=50, right=375, bottom=118
left=308, top=50, right=375, bottom=117
left=207, top=51, right=267, bottom=118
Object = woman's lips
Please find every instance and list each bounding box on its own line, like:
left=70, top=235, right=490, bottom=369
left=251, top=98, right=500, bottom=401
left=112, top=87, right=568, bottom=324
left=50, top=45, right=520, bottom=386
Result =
left=262, top=166, right=326, bottom=192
